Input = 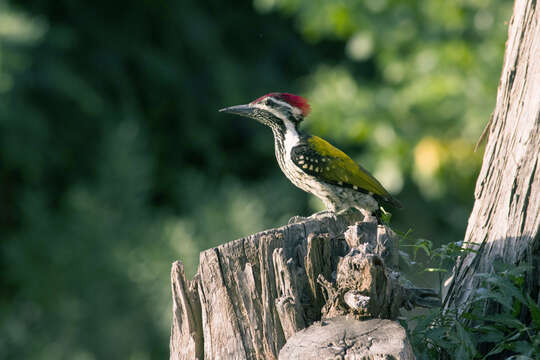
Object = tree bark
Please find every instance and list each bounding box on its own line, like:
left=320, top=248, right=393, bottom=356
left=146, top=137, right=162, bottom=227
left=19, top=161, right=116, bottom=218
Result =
left=444, top=0, right=539, bottom=312
left=279, top=318, right=415, bottom=360
left=169, top=211, right=436, bottom=359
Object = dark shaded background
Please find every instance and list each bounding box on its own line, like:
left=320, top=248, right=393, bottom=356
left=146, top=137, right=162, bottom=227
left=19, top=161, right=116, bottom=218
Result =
left=0, top=0, right=511, bottom=358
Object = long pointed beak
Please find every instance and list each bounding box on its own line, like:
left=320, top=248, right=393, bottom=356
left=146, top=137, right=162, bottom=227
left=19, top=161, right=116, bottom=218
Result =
left=218, top=104, right=254, bottom=117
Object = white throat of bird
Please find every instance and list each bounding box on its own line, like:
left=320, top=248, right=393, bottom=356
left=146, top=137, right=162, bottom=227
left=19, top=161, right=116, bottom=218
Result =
left=283, top=118, right=300, bottom=153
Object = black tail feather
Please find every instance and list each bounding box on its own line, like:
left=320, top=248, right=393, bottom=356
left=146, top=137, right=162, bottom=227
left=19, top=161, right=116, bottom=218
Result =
left=375, top=194, right=403, bottom=209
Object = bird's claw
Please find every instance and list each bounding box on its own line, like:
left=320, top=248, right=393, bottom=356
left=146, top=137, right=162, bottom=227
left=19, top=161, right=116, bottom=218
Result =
left=288, top=210, right=338, bottom=224
left=288, top=215, right=308, bottom=224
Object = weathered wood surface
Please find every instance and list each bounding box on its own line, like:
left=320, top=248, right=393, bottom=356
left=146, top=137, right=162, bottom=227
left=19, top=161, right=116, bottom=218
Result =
left=170, top=263, right=203, bottom=360
left=444, top=0, right=540, bottom=311
left=170, top=210, right=436, bottom=359
left=279, top=317, right=415, bottom=360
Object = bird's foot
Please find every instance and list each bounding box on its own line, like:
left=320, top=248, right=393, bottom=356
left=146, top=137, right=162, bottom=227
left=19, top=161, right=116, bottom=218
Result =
left=312, top=209, right=336, bottom=218
left=288, top=208, right=371, bottom=225
left=288, top=210, right=336, bottom=224
left=288, top=215, right=308, bottom=224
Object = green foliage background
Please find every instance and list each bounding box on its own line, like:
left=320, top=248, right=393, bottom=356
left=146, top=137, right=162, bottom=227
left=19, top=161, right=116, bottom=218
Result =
left=0, top=0, right=511, bottom=358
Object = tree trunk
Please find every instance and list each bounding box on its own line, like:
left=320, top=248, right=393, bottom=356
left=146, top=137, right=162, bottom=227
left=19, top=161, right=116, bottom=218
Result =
left=169, top=211, right=436, bottom=359
left=444, top=0, right=539, bottom=312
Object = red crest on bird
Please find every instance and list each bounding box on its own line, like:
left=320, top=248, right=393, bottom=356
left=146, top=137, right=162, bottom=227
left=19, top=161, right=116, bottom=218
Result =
left=251, top=92, right=311, bottom=117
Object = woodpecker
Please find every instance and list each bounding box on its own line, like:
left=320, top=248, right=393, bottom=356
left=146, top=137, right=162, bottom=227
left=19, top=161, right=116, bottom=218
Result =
left=219, top=92, right=401, bottom=215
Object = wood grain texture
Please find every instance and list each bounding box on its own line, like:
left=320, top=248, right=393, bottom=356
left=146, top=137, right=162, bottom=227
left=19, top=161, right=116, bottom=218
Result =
left=170, top=210, right=434, bottom=359
left=279, top=317, right=414, bottom=360
left=170, top=261, right=203, bottom=360
left=171, top=211, right=361, bottom=360
left=444, top=0, right=540, bottom=311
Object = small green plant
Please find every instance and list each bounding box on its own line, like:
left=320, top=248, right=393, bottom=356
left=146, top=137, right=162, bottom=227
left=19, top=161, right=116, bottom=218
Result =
left=397, top=229, right=480, bottom=294
left=400, top=257, right=540, bottom=359
left=386, top=218, right=539, bottom=359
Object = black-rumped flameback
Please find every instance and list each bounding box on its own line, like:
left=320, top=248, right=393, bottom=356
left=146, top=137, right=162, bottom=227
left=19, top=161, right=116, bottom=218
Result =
left=219, top=93, right=401, bottom=215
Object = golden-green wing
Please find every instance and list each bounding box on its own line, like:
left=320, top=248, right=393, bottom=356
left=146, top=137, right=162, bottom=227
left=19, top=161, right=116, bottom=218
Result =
left=291, top=135, right=400, bottom=206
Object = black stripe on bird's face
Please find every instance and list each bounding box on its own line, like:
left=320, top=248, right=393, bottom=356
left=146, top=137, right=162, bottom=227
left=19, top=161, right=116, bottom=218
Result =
left=252, top=97, right=303, bottom=129
left=265, top=98, right=299, bottom=122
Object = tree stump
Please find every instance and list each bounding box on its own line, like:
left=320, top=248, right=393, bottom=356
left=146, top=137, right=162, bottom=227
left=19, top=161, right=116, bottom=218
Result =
left=279, top=318, right=415, bottom=360
left=170, top=210, right=437, bottom=359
